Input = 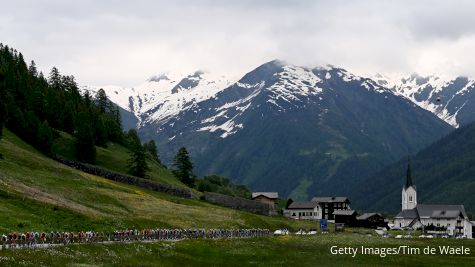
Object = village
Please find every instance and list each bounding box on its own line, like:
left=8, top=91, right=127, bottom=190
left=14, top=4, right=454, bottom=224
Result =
left=251, top=162, right=475, bottom=239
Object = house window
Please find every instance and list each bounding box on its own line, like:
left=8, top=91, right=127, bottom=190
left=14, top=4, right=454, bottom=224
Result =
left=409, top=196, right=413, bottom=202
left=292, top=213, right=296, bottom=216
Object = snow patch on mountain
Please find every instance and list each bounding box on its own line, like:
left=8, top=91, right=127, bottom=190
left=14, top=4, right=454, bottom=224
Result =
left=266, top=65, right=323, bottom=109
left=81, top=71, right=235, bottom=127
left=456, top=80, right=475, bottom=96
left=197, top=118, right=244, bottom=138
left=372, top=73, right=475, bottom=127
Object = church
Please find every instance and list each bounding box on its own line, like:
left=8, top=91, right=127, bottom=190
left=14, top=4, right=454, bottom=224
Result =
left=394, top=161, right=473, bottom=239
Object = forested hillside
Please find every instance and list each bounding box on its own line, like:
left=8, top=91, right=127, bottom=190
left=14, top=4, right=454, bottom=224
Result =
left=353, top=122, right=475, bottom=215
left=0, top=44, right=123, bottom=163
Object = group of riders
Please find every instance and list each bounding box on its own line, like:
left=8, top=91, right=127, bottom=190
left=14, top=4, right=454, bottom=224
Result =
left=1, top=228, right=270, bottom=249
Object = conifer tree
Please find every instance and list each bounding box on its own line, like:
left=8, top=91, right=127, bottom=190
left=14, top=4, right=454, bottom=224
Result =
left=36, top=120, right=53, bottom=156
left=126, top=129, right=149, bottom=178
left=143, top=140, right=161, bottom=163
left=84, top=91, right=92, bottom=108
left=172, top=147, right=195, bottom=187
left=48, top=67, right=61, bottom=90
left=93, top=112, right=108, bottom=147
left=95, top=88, right=109, bottom=113
left=74, top=111, right=96, bottom=164
left=28, top=60, right=38, bottom=77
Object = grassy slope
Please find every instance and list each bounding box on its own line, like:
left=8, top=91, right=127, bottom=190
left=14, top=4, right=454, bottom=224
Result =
left=0, top=234, right=474, bottom=266
left=0, top=129, right=317, bottom=233
left=52, top=131, right=183, bottom=188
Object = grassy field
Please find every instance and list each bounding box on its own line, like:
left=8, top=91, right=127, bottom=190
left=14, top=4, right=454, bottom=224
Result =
left=2, top=130, right=474, bottom=266
left=0, top=234, right=474, bottom=266
left=0, top=129, right=317, bottom=233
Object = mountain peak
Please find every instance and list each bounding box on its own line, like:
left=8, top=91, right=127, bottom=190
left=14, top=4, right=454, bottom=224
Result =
left=266, top=59, right=287, bottom=66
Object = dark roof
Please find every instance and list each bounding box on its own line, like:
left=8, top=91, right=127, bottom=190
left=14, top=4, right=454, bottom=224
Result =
left=430, top=210, right=463, bottom=219
left=404, top=158, right=414, bottom=189
left=287, top=201, right=319, bottom=209
left=252, top=192, right=278, bottom=199
left=311, top=197, right=349, bottom=203
left=395, top=204, right=468, bottom=220
left=416, top=204, right=467, bottom=219
left=395, top=208, right=419, bottom=219
left=357, top=213, right=383, bottom=220
left=333, top=210, right=356, bottom=216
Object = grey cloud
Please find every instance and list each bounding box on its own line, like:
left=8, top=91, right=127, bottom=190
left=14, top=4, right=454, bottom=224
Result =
left=1, top=0, right=474, bottom=86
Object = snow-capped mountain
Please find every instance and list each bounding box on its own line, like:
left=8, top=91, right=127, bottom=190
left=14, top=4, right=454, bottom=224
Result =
left=133, top=60, right=451, bottom=201
left=373, top=73, right=475, bottom=127
left=170, top=61, right=394, bottom=139
left=81, top=70, right=234, bottom=128
left=83, top=60, right=455, bottom=201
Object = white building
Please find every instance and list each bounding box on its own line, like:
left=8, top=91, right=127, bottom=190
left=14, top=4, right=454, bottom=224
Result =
left=283, top=197, right=351, bottom=220
left=284, top=201, right=321, bottom=220
left=394, top=161, right=473, bottom=238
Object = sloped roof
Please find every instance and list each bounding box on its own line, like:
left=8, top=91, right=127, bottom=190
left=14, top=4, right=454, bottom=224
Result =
left=252, top=192, right=279, bottom=199
left=395, top=208, right=419, bottom=219
left=416, top=204, right=467, bottom=219
left=404, top=159, right=414, bottom=189
left=333, top=210, right=356, bottom=216
left=357, top=213, right=383, bottom=220
left=287, top=201, right=319, bottom=209
left=311, top=197, right=349, bottom=203
left=395, top=204, right=468, bottom=220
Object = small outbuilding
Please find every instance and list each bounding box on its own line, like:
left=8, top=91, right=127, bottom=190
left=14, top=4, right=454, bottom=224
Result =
left=356, top=213, right=387, bottom=229
left=252, top=192, right=279, bottom=207
left=333, top=209, right=357, bottom=225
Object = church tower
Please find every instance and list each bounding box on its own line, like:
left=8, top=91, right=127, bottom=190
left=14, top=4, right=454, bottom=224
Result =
left=402, top=159, right=417, bottom=210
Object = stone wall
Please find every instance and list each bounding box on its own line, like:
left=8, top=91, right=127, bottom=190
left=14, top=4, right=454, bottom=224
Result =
left=203, top=192, right=277, bottom=216
left=56, top=158, right=195, bottom=199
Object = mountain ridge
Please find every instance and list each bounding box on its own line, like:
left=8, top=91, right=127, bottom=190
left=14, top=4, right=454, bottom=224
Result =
left=132, top=60, right=452, bottom=200
left=373, top=73, right=475, bottom=127
left=82, top=61, right=465, bottom=201
left=353, top=121, right=475, bottom=214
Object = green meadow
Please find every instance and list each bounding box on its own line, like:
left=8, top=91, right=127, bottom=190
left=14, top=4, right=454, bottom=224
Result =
left=0, top=129, right=317, bottom=232
left=1, top=130, right=474, bottom=266
left=0, top=234, right=474, bottom=266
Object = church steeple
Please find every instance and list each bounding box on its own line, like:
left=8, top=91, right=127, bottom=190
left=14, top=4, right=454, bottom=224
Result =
left=402, top=157, right=417, bottom=210
left=405, top=158, right=413, bottom=189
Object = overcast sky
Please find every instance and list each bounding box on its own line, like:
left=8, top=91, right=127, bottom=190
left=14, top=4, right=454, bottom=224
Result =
left=1, top=0, right=475, bottom=86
